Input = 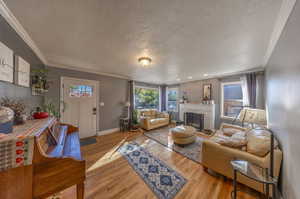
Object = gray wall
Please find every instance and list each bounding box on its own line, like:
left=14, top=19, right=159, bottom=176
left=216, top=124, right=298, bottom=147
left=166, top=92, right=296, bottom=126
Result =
left=265, top=1, right=300, bottom=198
left=45, top=66, right=128, bottom=131
left=178, top=74, right=265, bottom=128
left=179, top=78, right=221, bottom=128
left=0, top=15, right=44, bottom=113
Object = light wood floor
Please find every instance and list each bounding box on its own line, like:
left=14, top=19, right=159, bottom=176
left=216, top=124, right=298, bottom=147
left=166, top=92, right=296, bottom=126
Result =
left=61, top=131, right=262, bottom=199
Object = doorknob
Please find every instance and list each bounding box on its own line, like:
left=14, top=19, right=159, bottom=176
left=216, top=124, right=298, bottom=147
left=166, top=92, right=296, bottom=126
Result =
left=92, top=107, right=97, bottom=115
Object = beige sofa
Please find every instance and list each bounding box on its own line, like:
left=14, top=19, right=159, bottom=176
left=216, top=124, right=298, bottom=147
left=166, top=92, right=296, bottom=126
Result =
left=138, top=109, right=169, bottom=130
left=202, top=123, right=282, bottom=195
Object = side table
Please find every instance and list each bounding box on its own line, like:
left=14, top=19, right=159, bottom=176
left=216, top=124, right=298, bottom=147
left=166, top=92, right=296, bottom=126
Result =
left=231, top=160, right=278, bottom=199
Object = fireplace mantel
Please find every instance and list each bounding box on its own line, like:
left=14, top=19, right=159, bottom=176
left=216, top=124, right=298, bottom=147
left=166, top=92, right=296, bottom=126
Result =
left=179, top=103, right=215, bottom=130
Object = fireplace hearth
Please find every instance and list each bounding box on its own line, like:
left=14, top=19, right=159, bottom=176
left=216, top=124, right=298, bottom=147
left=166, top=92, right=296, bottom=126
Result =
left=184, top=112, right=204, bottom=131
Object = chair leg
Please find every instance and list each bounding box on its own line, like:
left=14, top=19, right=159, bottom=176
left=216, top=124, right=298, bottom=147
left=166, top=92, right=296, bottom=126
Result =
left=77, top=182, right=84, bottom=199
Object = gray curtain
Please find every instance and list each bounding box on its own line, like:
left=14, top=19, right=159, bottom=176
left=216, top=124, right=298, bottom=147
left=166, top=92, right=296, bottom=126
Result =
left=246, top=73, right=257, bottom=108
left=256, top=74, right=265, bottom=109
left=129, top=80, right=134, bottom=129
left=160, top=85, right=167, bottom=111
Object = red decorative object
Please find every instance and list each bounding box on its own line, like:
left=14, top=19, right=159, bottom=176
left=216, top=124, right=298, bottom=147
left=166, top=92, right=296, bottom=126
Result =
left=33, top=112, right=49, bottom=119
left=16, top=157, right=23, bottom=163
left=16, top=149, right=24, bottom=155
left=16, top=141, right=24, bottom=147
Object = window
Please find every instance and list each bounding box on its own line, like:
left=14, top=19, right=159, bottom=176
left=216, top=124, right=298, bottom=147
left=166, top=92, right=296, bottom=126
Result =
left=69, top=85, right=93, bottom=97
left=221, top=82, right=244, bottom=118
left=167, top=87, right=179, bottom=112
left=134, top=86, right=160, bottom=110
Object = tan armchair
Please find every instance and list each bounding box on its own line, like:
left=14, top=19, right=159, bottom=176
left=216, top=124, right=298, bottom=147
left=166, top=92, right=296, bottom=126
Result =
left=138, top=109, right=169, bottom=130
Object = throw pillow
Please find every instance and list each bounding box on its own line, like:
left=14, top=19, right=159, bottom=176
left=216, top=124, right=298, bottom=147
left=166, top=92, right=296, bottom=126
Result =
left=222, top=127, right=243, bottom=136
left=212, top=133, right=247, bottom=149
left=247, top=129, right=278, bottom=157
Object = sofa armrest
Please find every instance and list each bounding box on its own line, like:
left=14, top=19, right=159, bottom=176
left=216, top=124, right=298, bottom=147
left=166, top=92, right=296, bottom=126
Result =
left=202, top=140, right=265, bottom=171
left=202, top=140, right=282, bottom=178
left=139, top=117, right=150, bottom=129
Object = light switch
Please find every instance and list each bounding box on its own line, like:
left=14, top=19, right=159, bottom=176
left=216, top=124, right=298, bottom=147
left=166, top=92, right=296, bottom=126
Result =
left=100, top=102, right=105, bottom=106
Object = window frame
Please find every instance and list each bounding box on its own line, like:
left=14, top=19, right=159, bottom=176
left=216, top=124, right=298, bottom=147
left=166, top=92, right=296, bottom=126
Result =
left=220, top=81, right=244, bottom=119
left=134, top=85, right=160, bottom=110
left=166, top=86, right=179, bottom=112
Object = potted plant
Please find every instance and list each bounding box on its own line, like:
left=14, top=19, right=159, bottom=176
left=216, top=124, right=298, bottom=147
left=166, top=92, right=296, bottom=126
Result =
left=42, top=100, right=60, bottom=118
left=32, top=100, right=60, bottom=119
left=131, top=109, right=139, bottom=129
left=0, top=97, right=26, bottom=125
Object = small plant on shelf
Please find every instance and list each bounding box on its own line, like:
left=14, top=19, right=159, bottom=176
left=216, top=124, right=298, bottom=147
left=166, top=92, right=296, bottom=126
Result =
left=31, top=68, right=51, bottom=96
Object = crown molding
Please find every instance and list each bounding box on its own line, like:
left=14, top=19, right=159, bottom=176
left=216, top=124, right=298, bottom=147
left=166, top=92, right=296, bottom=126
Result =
left=47, top=60, right=130, bottom=80
left=0, top=0, right=48, bottom=64
left=263, top=0, right=296, bottom=67
left=165, top=67, right=265, bottom=85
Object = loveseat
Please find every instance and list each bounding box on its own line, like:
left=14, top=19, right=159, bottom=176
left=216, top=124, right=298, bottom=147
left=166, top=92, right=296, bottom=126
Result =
left=138, top=109, right=169, bottom=130
left=202, top=123, right=283, bottom=195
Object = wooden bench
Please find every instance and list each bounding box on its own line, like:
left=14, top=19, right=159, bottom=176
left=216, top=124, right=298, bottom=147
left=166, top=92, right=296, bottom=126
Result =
left=33, top=122, right=85, bottom=199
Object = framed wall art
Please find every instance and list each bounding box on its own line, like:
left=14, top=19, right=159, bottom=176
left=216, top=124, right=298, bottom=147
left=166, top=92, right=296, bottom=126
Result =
left=0, top=41, right=14, bottom=83
left=14, top=55, right=30, bottom=87
left=203, top=83, right=212, bottom=100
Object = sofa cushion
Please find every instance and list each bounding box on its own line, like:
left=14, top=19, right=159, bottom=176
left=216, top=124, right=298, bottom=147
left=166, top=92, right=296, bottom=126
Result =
left=222, top=128, right=244, bottom=136
left=212, top=132, right=247, bottom=149
left=149, top=118, right=168, bottom=125
left=141, top=109, right=157, bottom=119
left=247, top=129, right=278, bottom=157
left=156, top=112, right=168, bottom=118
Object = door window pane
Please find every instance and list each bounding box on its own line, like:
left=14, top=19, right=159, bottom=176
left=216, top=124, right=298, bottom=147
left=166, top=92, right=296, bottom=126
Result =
left=69, top=85, right=93, bottom=97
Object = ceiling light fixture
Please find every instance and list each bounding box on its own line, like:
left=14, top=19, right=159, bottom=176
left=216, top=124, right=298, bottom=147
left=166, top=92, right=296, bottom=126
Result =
left=188, top=76, right=193, bottom=79
left=176, top=78, right=181, bottom=81
left=138, top=57, right=152, bottom=67
left=203, top=74, right=209, bottom=77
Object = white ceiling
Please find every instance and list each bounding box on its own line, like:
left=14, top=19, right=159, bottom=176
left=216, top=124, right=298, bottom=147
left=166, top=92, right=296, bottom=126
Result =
left=3, top=0, right=284, bottom=84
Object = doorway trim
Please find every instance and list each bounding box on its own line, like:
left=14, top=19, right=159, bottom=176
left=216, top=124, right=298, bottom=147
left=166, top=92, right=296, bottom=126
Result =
left=60, top=76, right=100, bottom=132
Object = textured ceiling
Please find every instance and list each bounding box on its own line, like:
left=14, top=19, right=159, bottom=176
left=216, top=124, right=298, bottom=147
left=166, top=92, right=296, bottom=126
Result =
left=4, top=0, right=283, bottom=84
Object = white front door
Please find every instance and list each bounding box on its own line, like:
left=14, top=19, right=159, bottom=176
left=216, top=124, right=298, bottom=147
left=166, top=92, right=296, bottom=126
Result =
left=61, top=77, right=99, bottom=138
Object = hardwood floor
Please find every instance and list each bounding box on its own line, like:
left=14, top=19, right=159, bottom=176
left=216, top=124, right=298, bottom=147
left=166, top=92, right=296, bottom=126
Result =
left=61, top=131, right=262, bottom=199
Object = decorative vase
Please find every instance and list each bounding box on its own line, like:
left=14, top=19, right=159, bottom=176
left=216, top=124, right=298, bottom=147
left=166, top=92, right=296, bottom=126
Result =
left=0, top=107, right=14, bottom=134
left=14, top=115, right=25, bottom=125
left=32, top=107, right=49, bottom=119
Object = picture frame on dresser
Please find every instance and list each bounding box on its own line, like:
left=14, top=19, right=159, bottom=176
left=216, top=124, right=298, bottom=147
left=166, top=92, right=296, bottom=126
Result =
left=0, top=41, right=14, bottom=83
left=14, top=55, right=31, bottom=87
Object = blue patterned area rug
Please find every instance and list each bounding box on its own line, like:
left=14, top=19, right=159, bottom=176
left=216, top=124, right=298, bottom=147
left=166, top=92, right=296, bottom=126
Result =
left=118, top=142, right=187, bottom=199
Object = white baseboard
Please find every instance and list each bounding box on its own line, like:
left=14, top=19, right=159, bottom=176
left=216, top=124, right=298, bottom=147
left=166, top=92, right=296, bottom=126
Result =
left=97, top=128, right=120, bottom=136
